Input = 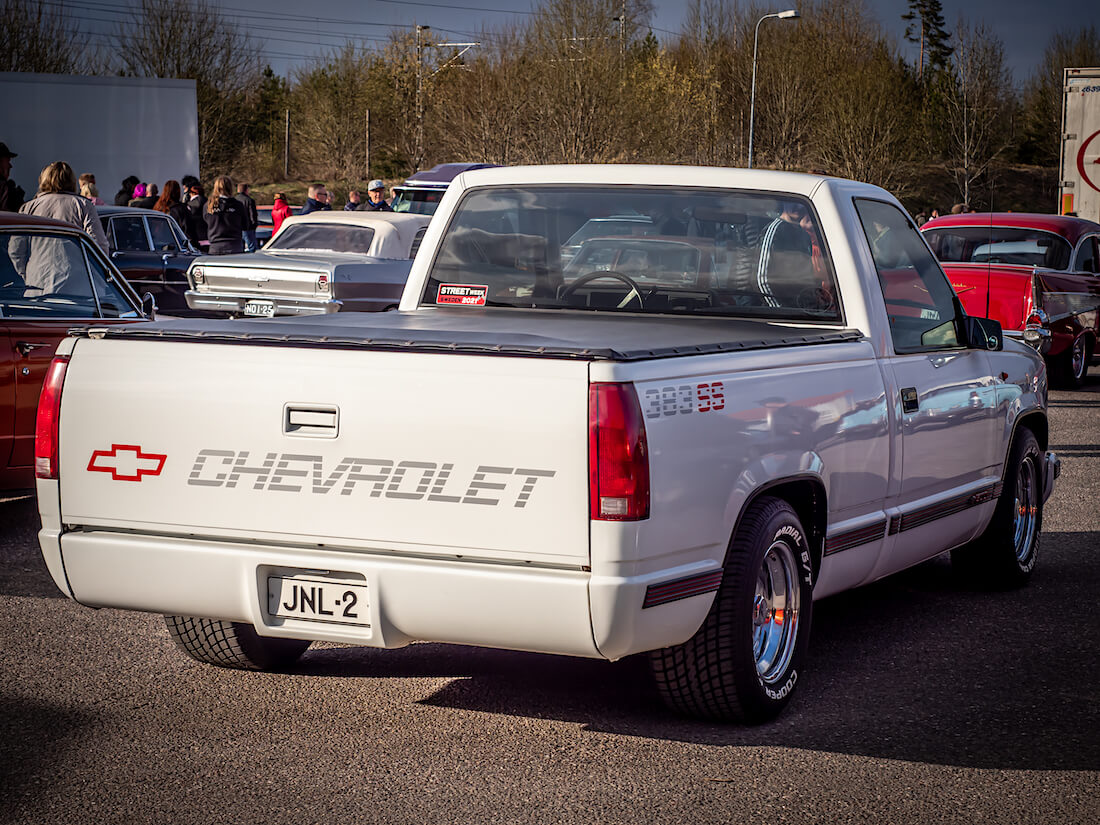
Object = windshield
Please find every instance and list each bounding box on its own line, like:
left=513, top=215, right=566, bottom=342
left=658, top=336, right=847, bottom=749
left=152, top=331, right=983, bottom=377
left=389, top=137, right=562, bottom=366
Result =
left=268, top=224, right=376, bottom=254
left=392, top=188, right=445, bottom=215
left=420, top=185, right=840, bottom=321
left=923, top=226, right=1073, bottom=270
left=0, top=231, right=139, bottom=318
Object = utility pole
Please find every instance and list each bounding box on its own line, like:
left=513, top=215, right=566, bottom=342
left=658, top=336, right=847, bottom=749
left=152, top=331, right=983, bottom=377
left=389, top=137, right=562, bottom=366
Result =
left=284, top=108, right=290, bottom=177
left=415, top=24, right=429, bottom=173
left=365, top=109, right=371, bottom=181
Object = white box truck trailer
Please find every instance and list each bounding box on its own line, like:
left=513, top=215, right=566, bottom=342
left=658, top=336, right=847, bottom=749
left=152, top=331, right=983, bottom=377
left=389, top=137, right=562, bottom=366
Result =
left=0, top=72, right=198, bottom=203
left=1059, top=67, right=1100, bottom=222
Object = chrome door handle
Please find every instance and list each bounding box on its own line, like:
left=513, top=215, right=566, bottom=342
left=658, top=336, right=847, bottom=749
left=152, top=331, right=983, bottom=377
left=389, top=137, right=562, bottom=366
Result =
left=15, top=341, right=49, bottom=356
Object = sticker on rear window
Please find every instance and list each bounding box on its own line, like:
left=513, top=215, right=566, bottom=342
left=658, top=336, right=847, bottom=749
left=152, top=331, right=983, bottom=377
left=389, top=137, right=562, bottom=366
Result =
left=437, top=283, right=488, bottom=306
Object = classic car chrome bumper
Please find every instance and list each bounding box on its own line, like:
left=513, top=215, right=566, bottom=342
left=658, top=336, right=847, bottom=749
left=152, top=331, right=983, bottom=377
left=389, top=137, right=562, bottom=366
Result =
left=1006, top=327, right=1052, bottom=355
left=1042, top=450, right=1061, bottom=504
left=184, top=289, right=341, bottom=316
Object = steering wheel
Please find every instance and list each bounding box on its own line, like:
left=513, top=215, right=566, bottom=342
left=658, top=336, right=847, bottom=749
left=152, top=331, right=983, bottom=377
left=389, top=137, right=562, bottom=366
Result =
left=561, top=270, right=645, bottom=310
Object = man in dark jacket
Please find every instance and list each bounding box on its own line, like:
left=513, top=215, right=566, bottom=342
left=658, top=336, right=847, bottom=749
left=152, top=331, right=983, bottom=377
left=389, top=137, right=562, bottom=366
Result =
left=235, top=182, right=259, bottom=251
left=0, top=142, right=26, bottom=213
left=114, top=175, right=140, bottom=206
left=298, top=183, right=331, bottom=216
left=359, top=179, right=393, bottom=211
left=185, top=183, right=208, bottom=248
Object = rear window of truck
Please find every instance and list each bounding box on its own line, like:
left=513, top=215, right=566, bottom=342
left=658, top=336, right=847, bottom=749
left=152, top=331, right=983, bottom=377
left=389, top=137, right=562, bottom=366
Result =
left=420, top=186, right=841, bottom=322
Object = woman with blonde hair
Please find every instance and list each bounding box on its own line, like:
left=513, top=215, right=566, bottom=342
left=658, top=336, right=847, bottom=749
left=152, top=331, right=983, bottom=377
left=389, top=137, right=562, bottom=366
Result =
left=19, top=160, right=108, bottom=254
left=203, top=174, right=246, bottom=255
left=79, top=178, right=104, bottom=206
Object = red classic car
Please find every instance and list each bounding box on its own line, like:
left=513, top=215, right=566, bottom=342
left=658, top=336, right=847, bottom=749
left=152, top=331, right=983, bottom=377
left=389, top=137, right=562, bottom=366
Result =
left=1, top=212, right=149, bottom=489
left=922, top=213, right=1100, bottom=387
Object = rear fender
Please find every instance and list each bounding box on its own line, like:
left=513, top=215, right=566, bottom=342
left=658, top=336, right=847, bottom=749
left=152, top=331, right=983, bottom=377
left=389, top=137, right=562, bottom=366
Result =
left=725, top=453, right=827, bottom=584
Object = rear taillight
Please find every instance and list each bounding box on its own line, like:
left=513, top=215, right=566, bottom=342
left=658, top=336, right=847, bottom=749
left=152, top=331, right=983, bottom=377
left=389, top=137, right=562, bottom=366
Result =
left=35, top=355, right=69, bottom=480
left=317, top=273, right=330, bottom=292
left=589, top=383, right=650, bottom=521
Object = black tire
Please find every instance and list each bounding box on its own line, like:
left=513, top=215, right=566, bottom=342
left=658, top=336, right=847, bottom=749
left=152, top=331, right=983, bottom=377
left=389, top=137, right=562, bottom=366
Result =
left=1052, top=335, right=1090, bottom=389
left=952, top=428, right=1043, bottom=589
left=164, top=615, right=310, bottom=671
left=649, top=497, right=813, bottom=723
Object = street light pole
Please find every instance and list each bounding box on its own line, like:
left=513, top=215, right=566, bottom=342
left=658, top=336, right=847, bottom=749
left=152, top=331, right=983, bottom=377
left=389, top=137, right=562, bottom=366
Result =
left=747, top=8, right=799, bottom=170
left=415, top=24, right=430, bottom=172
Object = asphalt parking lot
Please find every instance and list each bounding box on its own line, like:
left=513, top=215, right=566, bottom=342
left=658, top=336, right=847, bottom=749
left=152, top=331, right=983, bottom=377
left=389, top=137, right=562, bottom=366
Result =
left=2, top=377, right=1098, bottom=825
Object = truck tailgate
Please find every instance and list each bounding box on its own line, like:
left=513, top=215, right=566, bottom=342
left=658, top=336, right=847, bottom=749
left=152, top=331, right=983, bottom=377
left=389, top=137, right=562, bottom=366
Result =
left=58, top=338, right=590, bottom=566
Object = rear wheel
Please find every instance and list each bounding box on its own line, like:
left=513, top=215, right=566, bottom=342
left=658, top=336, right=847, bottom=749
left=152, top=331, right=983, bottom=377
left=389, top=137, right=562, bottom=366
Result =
left=1053, top=335, right=1090, bottom=388
left=164, top=616, right=310, bottom=671
left=952, top=428, right=1043, bottom=589
left=649, top=497, right=813, bottom=723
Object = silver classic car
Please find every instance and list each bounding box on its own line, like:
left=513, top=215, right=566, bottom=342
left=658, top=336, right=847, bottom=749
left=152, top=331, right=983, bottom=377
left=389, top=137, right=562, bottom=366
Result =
left=184, top=211, right=432, bottom=317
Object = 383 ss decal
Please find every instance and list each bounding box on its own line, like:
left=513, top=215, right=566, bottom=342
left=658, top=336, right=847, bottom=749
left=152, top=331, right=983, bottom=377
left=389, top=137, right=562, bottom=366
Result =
left=643, top=382, right=725, bottom=419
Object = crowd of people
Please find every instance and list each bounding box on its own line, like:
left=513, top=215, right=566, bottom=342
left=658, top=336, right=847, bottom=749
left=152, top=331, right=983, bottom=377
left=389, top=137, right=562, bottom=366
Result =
left=0, top=140, right=399, bottom=258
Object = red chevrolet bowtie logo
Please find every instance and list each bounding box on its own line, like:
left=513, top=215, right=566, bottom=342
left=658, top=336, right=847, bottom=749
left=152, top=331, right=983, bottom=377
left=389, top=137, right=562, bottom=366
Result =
left=87, top=444, right=167, bottom=481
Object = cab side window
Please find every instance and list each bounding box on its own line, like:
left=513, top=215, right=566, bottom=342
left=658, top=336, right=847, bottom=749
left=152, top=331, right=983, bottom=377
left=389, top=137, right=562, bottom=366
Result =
left=147, top=217, right=178, bottom=252
left=1077, top=236, right=1100, bottom=274
left=855, top=198, right=960, bottom=352
left=110, top=216, right=150, bottom=252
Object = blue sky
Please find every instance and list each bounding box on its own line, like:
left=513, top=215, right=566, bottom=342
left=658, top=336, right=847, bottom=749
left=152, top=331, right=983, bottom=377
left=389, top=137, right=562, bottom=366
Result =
left=71, top=0, right=1093, bottom=86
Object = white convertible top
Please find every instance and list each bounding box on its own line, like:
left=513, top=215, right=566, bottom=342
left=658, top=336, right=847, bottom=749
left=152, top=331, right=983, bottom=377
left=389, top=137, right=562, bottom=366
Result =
left=271, top=211, right=431, bottom=259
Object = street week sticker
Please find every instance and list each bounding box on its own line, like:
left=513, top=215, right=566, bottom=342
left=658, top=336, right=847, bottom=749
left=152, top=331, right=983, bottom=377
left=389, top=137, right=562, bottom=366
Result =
left=437, top=283, right=488, bottom=306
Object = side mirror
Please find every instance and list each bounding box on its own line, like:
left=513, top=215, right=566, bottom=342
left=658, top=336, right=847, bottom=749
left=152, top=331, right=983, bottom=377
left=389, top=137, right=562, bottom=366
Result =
left=141, top=291, right=158, bottom=320
left=962, top=315, right=1002, bottom=351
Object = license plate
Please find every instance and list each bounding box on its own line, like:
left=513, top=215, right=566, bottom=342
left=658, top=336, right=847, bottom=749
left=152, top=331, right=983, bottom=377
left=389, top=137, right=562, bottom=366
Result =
left=267, top=576, right=370, bottom=627
left=243, top=300, right=275, bottom=317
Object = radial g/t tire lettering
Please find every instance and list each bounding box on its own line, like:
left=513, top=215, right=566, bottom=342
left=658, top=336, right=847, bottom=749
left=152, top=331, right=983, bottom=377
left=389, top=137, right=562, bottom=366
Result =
left=649, top=497, right=814, bottom=724
left=164, top=616, right=310, bottom=671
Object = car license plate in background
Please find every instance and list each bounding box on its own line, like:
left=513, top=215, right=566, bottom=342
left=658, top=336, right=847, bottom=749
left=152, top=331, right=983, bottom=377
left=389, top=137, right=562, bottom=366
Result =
left=243, top=300, right=275, bottom=317
left=267, top=576, right=370, bottom=627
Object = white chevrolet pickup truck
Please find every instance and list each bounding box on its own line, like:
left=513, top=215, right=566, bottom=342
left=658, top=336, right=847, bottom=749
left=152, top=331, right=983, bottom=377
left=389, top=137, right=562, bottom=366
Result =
left=36, top=166, right=1060, bottom=723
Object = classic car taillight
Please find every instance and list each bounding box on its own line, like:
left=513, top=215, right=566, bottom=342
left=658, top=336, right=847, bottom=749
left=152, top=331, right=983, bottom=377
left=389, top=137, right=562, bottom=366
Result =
left=35, top=355, right=70, bottom=480
left=191, top=266, right=204, bottom=284
left=589, top=382, right=650, bottom=521
left=317, top=274, right=330, bottom=292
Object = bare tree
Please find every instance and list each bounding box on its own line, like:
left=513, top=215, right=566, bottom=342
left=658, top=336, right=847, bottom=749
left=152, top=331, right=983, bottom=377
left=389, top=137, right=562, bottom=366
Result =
left=1, top=0, right=88, bottom=73
left=940, top=19, right=1014, bottom=208
left=113, top=0, right=261, bottom=175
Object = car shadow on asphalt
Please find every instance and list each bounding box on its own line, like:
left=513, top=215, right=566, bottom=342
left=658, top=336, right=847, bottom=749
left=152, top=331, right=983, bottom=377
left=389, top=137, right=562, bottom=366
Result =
left=298, top=532, right=1100, bottom=771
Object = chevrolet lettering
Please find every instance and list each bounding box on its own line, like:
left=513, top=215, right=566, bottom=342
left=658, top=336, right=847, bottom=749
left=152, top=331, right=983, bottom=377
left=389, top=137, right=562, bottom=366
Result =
left=38, top=165, right=1060, bottom=724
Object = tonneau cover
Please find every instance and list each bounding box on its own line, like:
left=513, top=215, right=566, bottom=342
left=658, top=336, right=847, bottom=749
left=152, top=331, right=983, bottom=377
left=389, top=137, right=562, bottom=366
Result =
left=81, top=308, right=863, bottom=362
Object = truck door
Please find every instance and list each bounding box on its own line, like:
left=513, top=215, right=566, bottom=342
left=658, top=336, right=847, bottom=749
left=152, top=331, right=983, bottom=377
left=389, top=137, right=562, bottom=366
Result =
left=854, top=198, right=1000, bottom=575
left=0, top=328, right=14, bottom=472
left=107, top=214, right=165, bottom=297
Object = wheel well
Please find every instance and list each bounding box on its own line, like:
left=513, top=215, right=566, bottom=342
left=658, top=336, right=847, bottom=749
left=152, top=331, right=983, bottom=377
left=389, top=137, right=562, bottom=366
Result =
left=1015, top=411, right=1048, bottom=451
left=737, top=477, right=827, bottom=582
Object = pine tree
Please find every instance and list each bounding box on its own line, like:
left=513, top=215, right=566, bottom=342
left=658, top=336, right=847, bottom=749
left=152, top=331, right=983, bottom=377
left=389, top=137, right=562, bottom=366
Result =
left=902, top=0, right=953, bottom=78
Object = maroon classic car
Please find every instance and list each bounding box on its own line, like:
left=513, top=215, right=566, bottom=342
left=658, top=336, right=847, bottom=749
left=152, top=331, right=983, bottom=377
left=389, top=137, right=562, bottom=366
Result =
left=922, top=213, right=1100, bottom=387
left=0, top=212, right=149, bottom=489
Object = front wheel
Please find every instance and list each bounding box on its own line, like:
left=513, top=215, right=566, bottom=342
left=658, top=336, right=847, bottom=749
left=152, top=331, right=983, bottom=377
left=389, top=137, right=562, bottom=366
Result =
left=952, top=428, right=1043, bottom=588
left=649, top=497, right=814, bottom=723
left=164, top=616, right=310, bottom=671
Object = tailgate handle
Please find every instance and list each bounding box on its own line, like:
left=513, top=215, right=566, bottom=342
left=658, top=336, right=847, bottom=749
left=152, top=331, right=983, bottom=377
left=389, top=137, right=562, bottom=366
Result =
left=284, top=405, right=339, bottom=437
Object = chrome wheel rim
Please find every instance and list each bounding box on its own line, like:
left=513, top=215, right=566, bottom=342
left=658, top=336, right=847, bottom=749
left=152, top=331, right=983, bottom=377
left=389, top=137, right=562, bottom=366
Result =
left=752, top=539, right=801, bottom=684
left=1013, top=455, right=1039, bottom=562
left=1072, top=337, right=1086, bottom=380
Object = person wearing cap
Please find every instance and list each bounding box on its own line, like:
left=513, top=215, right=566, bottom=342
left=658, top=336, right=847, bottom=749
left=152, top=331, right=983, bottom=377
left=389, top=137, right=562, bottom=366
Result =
left=359, top=179, right=393, bottom=212
left=0, top=142, right=27, bottom=212
left=271, top=193, right=291, bottom=235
